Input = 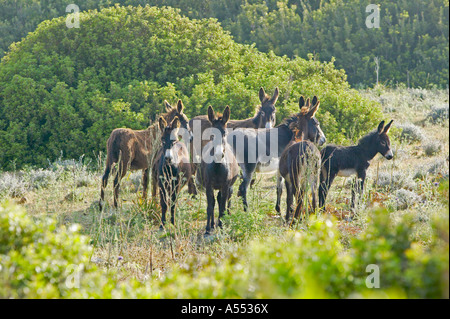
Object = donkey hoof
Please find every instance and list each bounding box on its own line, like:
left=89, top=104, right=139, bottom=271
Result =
left=275, top=205, right=280, bottom=213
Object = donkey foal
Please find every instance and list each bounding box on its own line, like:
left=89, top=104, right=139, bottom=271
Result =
left=319, top=120, right=394, bottom=210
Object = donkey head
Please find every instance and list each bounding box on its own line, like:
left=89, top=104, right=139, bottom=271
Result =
left=207, top=105, right=231, bottom=162
left=257, top=87, right=279, bottom=129
left=164, top=100, right=191, bottom=137
left=159, top=116, right=181, bottom=165
left=290, top=96, right=326, bottom=146
left=376, top=120, right=394, bottom=160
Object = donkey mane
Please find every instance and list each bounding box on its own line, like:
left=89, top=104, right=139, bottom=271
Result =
left=279, top=113, right=302, bottom=128
left=357, top=130, right=379, bottom=148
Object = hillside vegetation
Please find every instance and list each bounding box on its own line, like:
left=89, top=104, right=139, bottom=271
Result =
left=1, top=0, right=448, bottom=88
left=0, top=5, right=381, bottom=169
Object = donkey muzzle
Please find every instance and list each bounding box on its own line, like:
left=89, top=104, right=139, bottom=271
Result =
left=385, top=149, right=394, bottom=160
left=318, top=136, right=326, bottom=146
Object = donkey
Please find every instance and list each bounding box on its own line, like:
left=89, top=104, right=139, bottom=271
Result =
left=228, top=96, right=326, bottom=211
left=189, top=87, right=279, bottom=159
left=319, top=120, right=394, bottom=210
left=277, top=98, right=322, bottom=221
left=195, top=105, right=240, bottom=236
left=157, top=116, right=192, bottom=229
left=99, top=100, right=190, bottom=211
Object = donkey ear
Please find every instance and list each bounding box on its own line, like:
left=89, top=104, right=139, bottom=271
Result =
left=259, top=87, right=267, bottom=103
left=269, top=87, right=279, bottom=105
left=171, top=116, right=181, bottom=129
left=164, top=100, right=172, bottom=111
left=311, top=96, right=318, bottom=106
left=222, top=105, right=231, bottom=124
left=159, top=116, right=167, bottom=132
left=207, top=105, right=215, bottom=123
left=377, top=121, right=386, bottom=134
left=299, top=96, right=305, bottom=109
left=176, top=100, right=184, bottom=113
left=383, top=120, right=394, bottom=134
left=305, top=98, right=311, bottom=108
left=307, top=99, right=320, bottom=118
left=171, top=117, right=181, bottom=138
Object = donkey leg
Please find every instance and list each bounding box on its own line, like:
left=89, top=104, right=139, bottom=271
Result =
left=311, top=187, right=318, bottom=214
left=275, top=174, right=283, bottom=213
left=170, top=189, right=177, bottom=226
left=352, top=172, right=366, bottom=209
left=227, top=187, right=233, bottom=214
left=285, top=179, right=294, bottom=224
left=151, top=165, right=158, bottom=198
left=319, top=170, right=336, bottom=210
left=159, top=187, right=168, bottom=230
left=113, top=164, right=127, bottom=209
left=187, top=176, right=198, bottom=197
left=238, top=165, right=256, bottom=212
left=294, top=189, right=305, bottom=221
left=292, top=174, right=303, bottom=221
left=218, top=188, right=229, bottom=228
left=205, top=188, right=215, bottom=235
left=142, top=168, right=150, bottom=200
left=99, top=164, right=111, bottom=211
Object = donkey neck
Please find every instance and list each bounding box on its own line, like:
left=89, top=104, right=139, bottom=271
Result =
left=355, top=143, right=379, bottom=162
left=275, top=124, right=294, bottom=155
left=251, top=112, right=263, bottom=128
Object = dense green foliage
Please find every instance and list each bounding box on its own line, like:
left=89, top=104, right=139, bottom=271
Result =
left=0, top=5, right=381, bottom=169
left=1, top=196, right=448, bottom=298
left=1, top=0, right=448, bottom=88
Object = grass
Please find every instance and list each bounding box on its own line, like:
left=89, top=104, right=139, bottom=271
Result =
left=0, top=86, right=448, bottom=295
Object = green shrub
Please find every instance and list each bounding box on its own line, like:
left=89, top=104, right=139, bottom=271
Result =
left=349, top=209, right=448, bottom=298
left=152, top=211, right=448, bottom=298
left=0, top=5, right=382, bottom=170
left=0, top=200, right=448, bottom=298
left=0, top=201, right=121, bottom=298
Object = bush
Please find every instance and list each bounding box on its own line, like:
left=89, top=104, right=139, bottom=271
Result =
left=0, top=173, right=30, bottom=199
left=422, top=140, right=443, bottom=157
left=0, top=5, right=382, bottom=170
left=391, top=189, right=422, bottom=210
left=427, top=105, right=449, bottom=124
left=0, top=200, right=448, bottom=298
left=375, top=170, right=415, bottom=191
left=26, top=168, right=58, bottom=189
left=396, top=123, right=426, bottom=143
left=0, top=202, right=96, bottom=298
left=153, top=211, right=449, bottom=298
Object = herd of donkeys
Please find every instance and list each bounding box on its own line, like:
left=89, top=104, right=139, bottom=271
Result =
left=99, top=88, right=394, bottom=235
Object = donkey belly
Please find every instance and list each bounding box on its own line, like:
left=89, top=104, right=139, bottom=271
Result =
left=337, top=169, right=357, bottom=177
left=256, top=158, right=280, bottom=174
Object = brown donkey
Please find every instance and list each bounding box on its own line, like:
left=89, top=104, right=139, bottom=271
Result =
left=99, top=100, right=190, bottom=211
left=278, top=97, right=322, bottom=223
left=157, top=116, right=192, bottom=230
left=195, top=105, right=240, bottom=236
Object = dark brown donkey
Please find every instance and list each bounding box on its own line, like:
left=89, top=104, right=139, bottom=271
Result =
left=195, top=105, right=240, bottom=236
left=278, top=98, right=322, bottom=222
left=157, top=116, right=192, bottom=230
left=99, top=100, right=190, bottom=211
left=319, top=120, right=394, bottom=210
